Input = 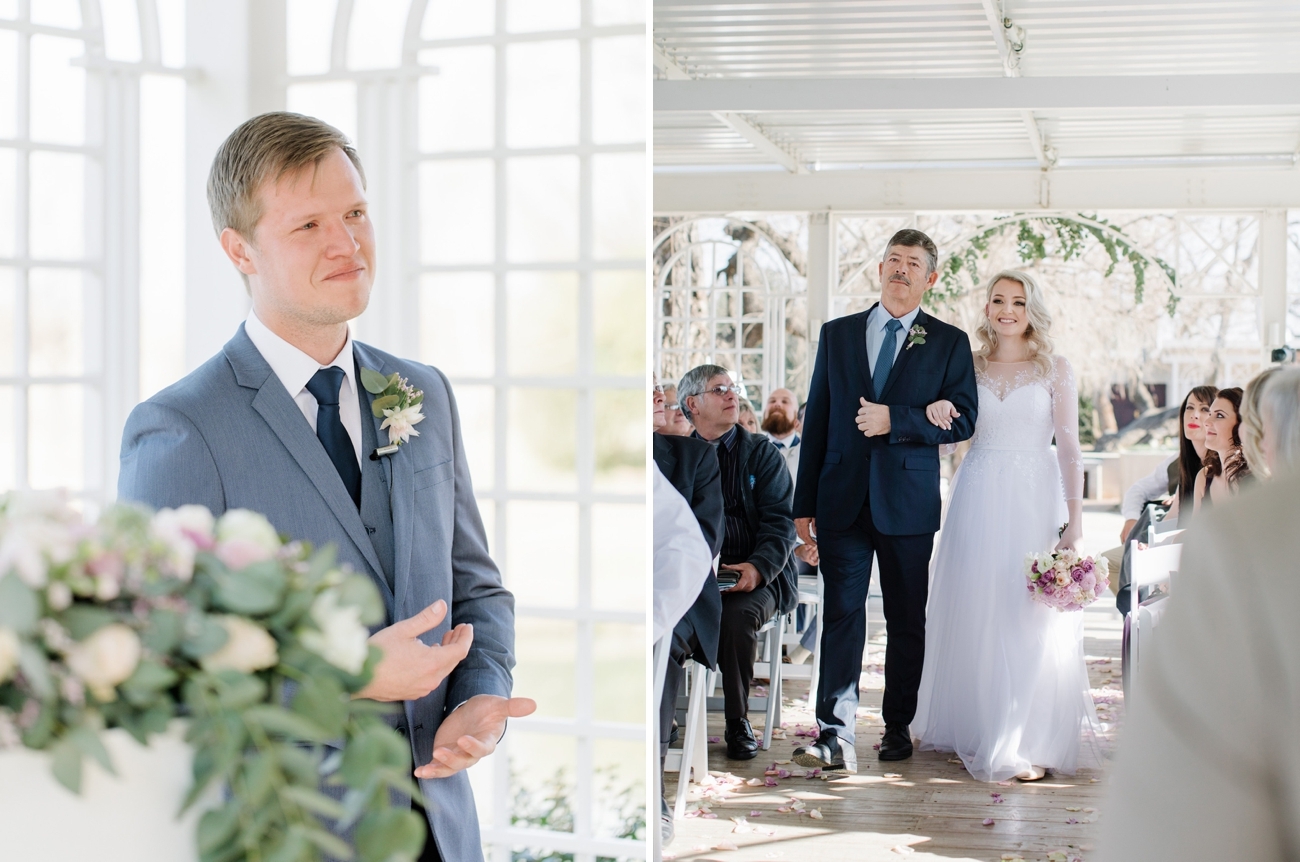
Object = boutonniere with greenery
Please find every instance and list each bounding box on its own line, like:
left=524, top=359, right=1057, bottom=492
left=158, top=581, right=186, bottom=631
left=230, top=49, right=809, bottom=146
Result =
left=360, top=368, right=425, bottom=456
left=906, top=324, right=927, bottom=350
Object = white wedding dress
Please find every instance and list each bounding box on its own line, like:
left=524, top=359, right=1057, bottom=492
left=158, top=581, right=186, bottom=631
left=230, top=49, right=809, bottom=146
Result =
left=912, top=356, right=1100, bottom=781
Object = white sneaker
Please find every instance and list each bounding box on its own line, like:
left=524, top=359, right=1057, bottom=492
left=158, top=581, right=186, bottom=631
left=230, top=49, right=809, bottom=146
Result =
left=787, top=645, right=812, bottom=665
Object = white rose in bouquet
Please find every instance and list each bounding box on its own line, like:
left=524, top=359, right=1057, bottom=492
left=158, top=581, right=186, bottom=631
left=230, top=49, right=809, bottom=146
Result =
left=66, top=624, right=142, bottom=702
left=0, top=626, right=19, bottom=683
left=300, top=591, right=369, bottom=675
left=214, top=509, right=280, bottom=570
left=201, top=616, right=279, bottom=674
left=150, top=505, right=216, bottom=580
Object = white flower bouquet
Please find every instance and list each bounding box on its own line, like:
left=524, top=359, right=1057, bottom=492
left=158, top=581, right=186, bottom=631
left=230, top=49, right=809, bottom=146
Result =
left=0, top=494, right=426, bottom=861
left=1024, top=548, right=1109, bottom=612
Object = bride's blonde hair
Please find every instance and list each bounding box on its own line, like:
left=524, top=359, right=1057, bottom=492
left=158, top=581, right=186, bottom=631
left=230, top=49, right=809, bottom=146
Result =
left=974, top=269, right=1055, bottom=376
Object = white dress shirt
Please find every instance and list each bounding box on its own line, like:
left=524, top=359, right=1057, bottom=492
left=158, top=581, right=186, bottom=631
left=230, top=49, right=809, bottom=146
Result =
left=244, top=311, right=363, bottom=467
left=1120, top=453, right=1178, bottom=519
left=865, top=303, right=922, bottom=378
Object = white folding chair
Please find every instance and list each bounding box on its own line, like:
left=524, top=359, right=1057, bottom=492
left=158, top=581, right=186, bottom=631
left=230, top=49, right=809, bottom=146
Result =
left=1124, top=541, right=1181, bottom=690
left=665, top=661, right=713, bottom=819
left=751, top=613, right=785, bottom=750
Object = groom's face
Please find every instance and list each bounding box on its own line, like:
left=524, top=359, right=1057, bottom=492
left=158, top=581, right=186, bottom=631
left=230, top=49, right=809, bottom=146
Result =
left=878, top=244, right=936, bottom=311
left=229, top=147, right=376, bottom=328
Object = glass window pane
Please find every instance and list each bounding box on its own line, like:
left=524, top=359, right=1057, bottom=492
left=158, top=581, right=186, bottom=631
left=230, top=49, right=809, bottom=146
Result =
left=592, top=152, right=643, bottom=260
left=421, top=0, right=493, bottom=39
left=593, top=0, right=644, bottom=25
left=30, top=36, right=85, bottom=146
left=0, top=267, right=13, bottom=375
left=507, top=156, right=578, bottom=262
left=156, top=0, right=186, bottom=67
left=29, top=152, right=84, bottom=260
left=0, top=386, right=13, bottom=492
left=139, top=75, right=186, bottom=400
left=506, top=732, right=577, bottom=829
left=593, top=623, right=643, bottom=723
left=594, top=271, right=644, bottom=376
left=505, top=501, right=577, bottom=606
left=592, top=36, right=644, bottom=144
left=506, top=0, right=578, bottom=33
left=286, top=0, right=338, bottom=75
left=506, top=271, right=576, bottom=376
left=0, top=0, right=14, bottom=19
left=592, top=739, right=645, bottom=841
left=29, top=268, right=83, bottom=376
left=420, top=272, right=494, bottom=377
left=511, top=618, right=575, bottom=718
left=508, top=388, right=575, bottom=491
left=417, top=48, right=494, bottom=152
left=0, top=30, right=15, bottom=138
left=0, top=148, right=14, bottom=257
left=418, top=159, right=494, bottom=264
left=450, top=383, right=494, bottom=491
left=30, top=0, right=80, bottom=27
left=594, top=390, right=643, bottom=493
left=286, top=82, right=357, bottom=144
left=101, top=0, right=142, bottom=62
left=347, top=0, right=406, bottom=71
left=592, top=503, right=644, bottom=611
left=28, top=384, right=83, bottom=491
left=506, top=41, right=578, bottom=148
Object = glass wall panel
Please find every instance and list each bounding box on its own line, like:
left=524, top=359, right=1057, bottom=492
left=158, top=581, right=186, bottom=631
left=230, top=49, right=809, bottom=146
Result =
left=507, top=387, right=576, bottom=492
left=421, top=0, right=493, bottom=39
left=506, top=155, right=578, bottom=262
left=286, top=0, right=337, bottom=75
left=418, top=159, right=494, bottom=264
left=417, top=49, right=494, bottom=152
left=29, top=36, right=85, bottom=145
left=505, top=500, right=578, bottom=607
left=28, top=383, right=82, bottom=490
left=29, top=152, right=85, bottom=260
left=506, top=271, right=577, bottom=375
left=419, top=272, right=494, bottom=377
left=506, top=41, right=579, bottom=148
left=28, top=268, right=83, bottom=376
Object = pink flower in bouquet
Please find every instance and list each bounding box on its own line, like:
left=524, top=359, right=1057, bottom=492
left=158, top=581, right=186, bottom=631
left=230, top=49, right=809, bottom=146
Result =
left=214, top=510, right=280, bottom=569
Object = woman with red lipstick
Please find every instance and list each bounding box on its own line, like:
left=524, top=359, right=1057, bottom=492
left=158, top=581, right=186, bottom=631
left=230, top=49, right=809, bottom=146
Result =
left=1193, top=387, right=1252, bottom=513
left=1174, top=386, right=1218, bottom=515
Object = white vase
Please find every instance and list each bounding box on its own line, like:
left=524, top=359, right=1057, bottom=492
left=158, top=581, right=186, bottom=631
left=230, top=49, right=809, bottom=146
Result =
left=0, top=723, right=218, bottom=862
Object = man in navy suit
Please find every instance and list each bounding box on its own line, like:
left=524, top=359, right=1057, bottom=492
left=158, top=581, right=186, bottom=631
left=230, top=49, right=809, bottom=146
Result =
left=791, top=229, right=978, bottom=771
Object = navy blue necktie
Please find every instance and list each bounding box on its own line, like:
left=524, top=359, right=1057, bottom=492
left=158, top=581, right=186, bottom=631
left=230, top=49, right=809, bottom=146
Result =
left=873, top=318, right=903, bottom=397
left=306, top=367, right=362, bottom=508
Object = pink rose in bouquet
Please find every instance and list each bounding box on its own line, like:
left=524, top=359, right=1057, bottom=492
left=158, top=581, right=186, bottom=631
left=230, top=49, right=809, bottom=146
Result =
left=1025, top=549, right=1109, bottom=611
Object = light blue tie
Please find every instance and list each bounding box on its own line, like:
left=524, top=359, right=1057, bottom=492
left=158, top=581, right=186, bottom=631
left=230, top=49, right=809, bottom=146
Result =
left=873, top=318, right=903, bottom=397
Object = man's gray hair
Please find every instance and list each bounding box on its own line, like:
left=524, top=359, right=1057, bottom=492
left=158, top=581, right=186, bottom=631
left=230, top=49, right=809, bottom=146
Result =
left=678, top=364, right=731, bottom=424
left=1261, top=367, right=1300, bottom=474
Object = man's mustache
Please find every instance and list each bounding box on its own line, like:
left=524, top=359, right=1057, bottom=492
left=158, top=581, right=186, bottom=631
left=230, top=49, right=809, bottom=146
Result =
left=889, top=275, right=910, bottom=284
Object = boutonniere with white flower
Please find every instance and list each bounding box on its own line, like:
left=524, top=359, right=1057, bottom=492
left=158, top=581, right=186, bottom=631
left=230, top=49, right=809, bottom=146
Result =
left=360, top=367, right=425, bottom=458
left=906, top=324, right=927, bottom=350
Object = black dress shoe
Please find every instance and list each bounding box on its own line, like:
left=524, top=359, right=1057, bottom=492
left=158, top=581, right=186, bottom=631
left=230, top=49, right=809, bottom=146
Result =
left=878, top=723, right=913, bottom=761
left=791, top=729, right=858, bottom=773
left=724, top=718, right=759, bottom=760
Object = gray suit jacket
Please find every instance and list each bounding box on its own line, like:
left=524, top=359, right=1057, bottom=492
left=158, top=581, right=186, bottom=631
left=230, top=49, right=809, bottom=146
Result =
left=119, top=324, right=514, bottom=861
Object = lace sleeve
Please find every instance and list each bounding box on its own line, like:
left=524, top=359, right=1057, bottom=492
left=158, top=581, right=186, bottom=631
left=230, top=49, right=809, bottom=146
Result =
left=1051, top=355, right=1084, bottom=501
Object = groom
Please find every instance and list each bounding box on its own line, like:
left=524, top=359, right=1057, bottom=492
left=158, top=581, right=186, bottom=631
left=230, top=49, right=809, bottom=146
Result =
left=119, top=113, right=534, bottom=861
left=792, top=229, right=977, bottom=771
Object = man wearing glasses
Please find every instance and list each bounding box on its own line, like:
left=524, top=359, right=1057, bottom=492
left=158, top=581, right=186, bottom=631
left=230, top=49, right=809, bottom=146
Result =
left=678, top=365, right=797, bottom=759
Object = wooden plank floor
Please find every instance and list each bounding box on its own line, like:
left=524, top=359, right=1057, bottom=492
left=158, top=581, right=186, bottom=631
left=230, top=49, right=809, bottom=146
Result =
left=663, top=596, right=1124, bottom=862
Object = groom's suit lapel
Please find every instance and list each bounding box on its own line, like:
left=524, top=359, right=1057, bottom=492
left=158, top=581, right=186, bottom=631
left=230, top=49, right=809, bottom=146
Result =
left=879, top=308, right=929, bottom=402
left=224, top=326, right=389, bottom=599
left=354, top=342, right=416, bottom=610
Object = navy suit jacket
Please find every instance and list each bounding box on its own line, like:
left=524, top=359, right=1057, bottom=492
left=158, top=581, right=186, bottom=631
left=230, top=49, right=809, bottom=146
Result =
left=794, top=304, right=978, bottom=535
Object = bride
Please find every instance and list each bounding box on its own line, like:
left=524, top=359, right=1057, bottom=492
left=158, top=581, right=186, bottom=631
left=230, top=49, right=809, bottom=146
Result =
left=910, top=269, right=1098, bottom=782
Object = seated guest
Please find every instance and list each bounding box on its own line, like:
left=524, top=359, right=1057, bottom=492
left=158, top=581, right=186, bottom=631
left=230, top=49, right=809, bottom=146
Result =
left=1098, top=468, right=1300, bottom=861
left=657, top=385, right=694, bottom=437
left=761, top=387, right=802, bottom=481
left=1192, top=387, right=1251, bottom=513
left=737, top=398, right=761, bottom=434
left=1240, top=366, right=1281, bottom=480
left=679, top=365, right=797, bottom=760
left=1259, top=366, right=1300, bottom=475
left=651, top=379, right=724, bottom=841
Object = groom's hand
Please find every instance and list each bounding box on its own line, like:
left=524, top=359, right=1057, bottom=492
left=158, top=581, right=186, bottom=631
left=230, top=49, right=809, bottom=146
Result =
left=795, top=517, right=817, bottom=550
left=354, top=600, right=473, bottom=702
left=719, top=562, right=761, bottom=593
left=415, top=694, right=537, bottom=779
left=857, top=398, right=891, bottom=437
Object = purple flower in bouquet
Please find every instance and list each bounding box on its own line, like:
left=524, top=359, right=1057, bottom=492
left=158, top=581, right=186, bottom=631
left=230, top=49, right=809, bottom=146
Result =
left=1071, top=567, right=1084, bottom=583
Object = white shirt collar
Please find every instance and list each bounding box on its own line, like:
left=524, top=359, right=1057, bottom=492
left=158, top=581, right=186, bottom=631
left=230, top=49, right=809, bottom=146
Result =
left=769, top=430, right=799, bottom=447
left=871, top=303, right=922, bottom=334
left=245, top=310, right=356, bottom=402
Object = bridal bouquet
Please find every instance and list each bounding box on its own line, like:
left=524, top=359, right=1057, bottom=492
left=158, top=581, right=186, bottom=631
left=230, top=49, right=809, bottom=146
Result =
left=0, top=493, right=426, bottom=862
left=1024, top=549, right=1109, bottom=612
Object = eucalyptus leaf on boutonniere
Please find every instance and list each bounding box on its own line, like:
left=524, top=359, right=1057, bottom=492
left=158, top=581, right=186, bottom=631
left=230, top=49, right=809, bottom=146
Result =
left=906, top=324, right=927, bottom=350
left=360, top=367, right=425, bottom=455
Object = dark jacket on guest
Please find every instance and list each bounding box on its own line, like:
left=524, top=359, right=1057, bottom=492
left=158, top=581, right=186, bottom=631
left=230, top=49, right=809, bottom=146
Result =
left=710, top=424, right=799, bottom=616
left=654, top=433, right=724, bottom=667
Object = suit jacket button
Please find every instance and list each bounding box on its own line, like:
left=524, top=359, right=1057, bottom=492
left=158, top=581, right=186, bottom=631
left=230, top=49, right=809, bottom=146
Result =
left=397, top=725, right=408, bottom=736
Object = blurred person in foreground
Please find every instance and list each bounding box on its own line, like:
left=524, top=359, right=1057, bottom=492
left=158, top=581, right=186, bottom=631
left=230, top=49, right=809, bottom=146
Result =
left=657, top=384, right=693, bottom=437
left=1192, top=387, right=1252, bottom=513
left=118, top=113, right=534, bottom=862
left=1240, top=366, right=1282, bottom=481
left=1098, top=414, right=1300, bottom=860
left=651, top=378, right=724, bottom=842
left=679, top=365, right=797, bottom=760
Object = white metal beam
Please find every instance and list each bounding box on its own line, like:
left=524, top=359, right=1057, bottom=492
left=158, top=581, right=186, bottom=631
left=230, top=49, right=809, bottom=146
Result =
left=653, top=44, right=691, bottom=81
left=654, top=74, right=1300, bottom=113
left=976, top=1, right=1053, bottom=171
left=654, top=166, right=1300, bottom=213
left=712, top=111, right=808, bottom=174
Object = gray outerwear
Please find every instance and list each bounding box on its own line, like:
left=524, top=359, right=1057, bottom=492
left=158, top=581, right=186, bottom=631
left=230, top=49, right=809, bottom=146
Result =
left=118, top=324, right=515, bottom=862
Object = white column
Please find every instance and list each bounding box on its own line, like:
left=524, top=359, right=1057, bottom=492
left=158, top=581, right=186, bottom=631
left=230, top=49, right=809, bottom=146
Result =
left=183, top=0, right=252, bottom=371
left=1260, top=209, right=1287, bottom=354
left=805, top=210, right=835, bottom=392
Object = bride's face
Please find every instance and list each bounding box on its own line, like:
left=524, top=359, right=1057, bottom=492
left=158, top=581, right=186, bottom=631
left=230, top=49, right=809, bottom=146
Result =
left=985, top=279, right=1029, bottom=340
left=1204, top=396, right=1238, bottom=453
left=1182, top=394, right=1211, bottom=444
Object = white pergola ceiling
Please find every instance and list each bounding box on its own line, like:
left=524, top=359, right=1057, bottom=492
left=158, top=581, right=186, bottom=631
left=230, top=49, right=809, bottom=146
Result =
left=653, top=0, right=1300, bottom=210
